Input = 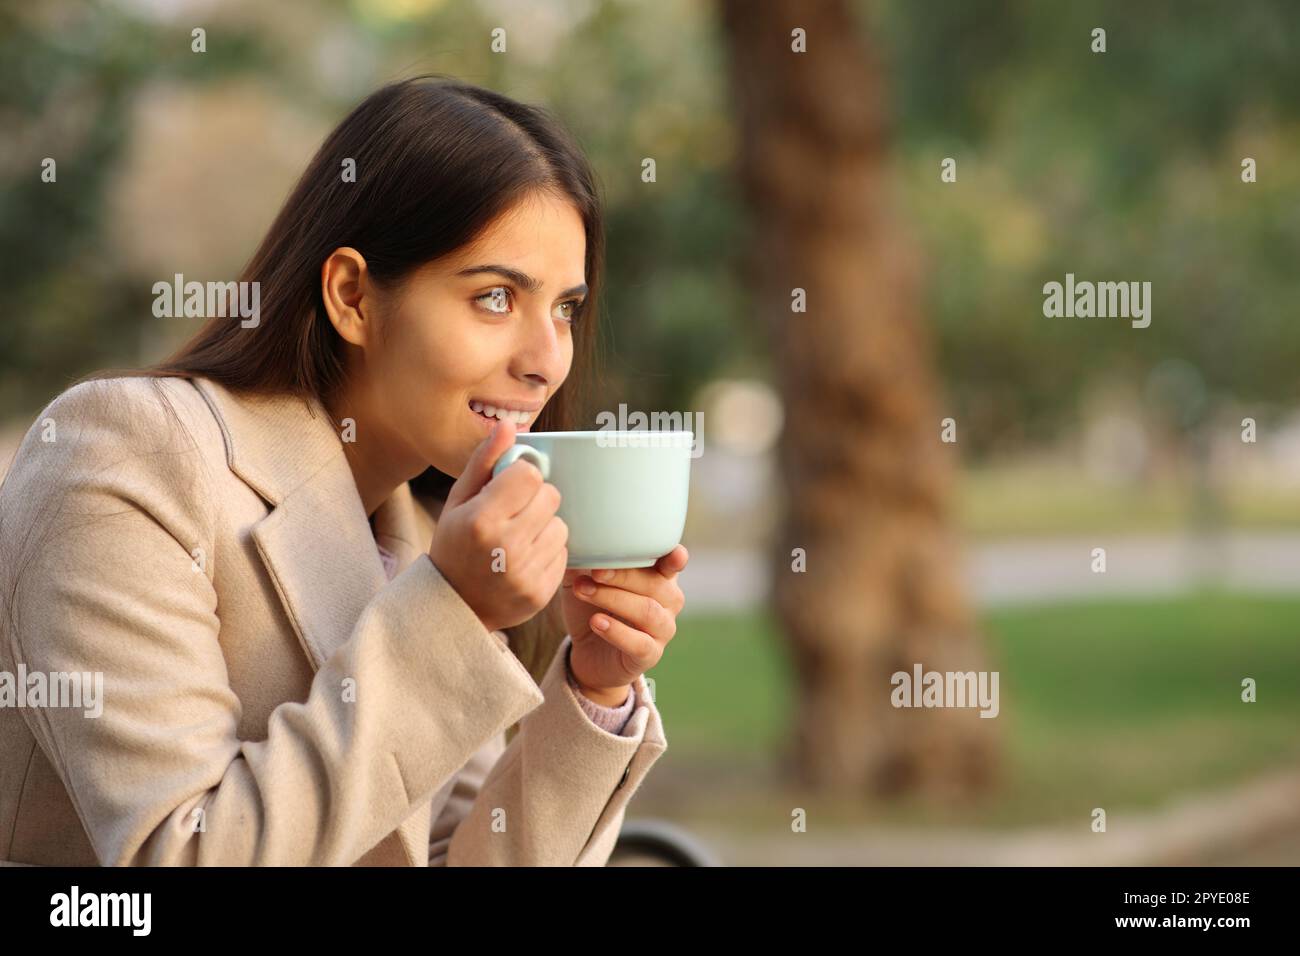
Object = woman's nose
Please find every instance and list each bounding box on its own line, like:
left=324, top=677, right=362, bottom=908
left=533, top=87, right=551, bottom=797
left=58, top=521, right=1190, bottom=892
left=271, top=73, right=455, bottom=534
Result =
left=513, top=307, right=569, bottom=386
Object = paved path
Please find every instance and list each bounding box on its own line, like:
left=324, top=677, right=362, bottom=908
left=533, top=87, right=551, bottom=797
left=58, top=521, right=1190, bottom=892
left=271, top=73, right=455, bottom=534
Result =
left=680, top=532, right=1300, bottom=614
left=667, top=767, right=1300, bottom=866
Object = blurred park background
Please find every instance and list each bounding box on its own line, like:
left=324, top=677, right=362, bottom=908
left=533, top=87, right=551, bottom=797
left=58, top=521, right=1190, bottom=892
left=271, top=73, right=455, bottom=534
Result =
left=2, top=0, right=1298, bottom=864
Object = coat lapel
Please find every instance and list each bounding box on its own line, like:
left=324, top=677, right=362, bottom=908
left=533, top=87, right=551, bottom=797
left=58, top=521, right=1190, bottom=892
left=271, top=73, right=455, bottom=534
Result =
left=192, top=376, right=438, bottom=866
left=193, top=376, right=391, bottom=672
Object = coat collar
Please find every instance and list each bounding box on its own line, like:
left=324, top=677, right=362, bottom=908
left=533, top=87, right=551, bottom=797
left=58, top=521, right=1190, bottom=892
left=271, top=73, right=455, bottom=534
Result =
left=191, top=375, right=432, bottom=671
left=192, top=375, right=441, bottom=865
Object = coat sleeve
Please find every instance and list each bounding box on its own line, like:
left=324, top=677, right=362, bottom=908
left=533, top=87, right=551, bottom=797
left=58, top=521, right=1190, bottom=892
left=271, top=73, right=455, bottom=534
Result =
left=434, top=634, right=668, bottom=866
left=0, top=378, right=545, bottom=866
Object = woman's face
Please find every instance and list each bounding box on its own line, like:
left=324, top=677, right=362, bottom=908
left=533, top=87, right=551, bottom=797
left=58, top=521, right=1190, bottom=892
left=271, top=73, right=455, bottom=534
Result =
left=336, top=190, right=588, bottom=483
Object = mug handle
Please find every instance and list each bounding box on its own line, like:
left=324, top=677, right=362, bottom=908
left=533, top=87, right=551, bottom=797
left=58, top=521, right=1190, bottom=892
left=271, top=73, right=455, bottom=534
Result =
left=492, top=444, right=550, bottom=480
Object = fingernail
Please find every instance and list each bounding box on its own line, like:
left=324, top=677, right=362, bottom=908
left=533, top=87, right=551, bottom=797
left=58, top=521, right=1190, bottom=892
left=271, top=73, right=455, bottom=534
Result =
left=592, top=616, right=610, bottom=631
left=575, top=578, right=595, bottom=596
left=592, top=569, right=613, bottom=582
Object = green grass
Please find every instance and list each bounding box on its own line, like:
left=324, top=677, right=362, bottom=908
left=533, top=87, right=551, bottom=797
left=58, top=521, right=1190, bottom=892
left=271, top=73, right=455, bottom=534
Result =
left=957, top=464, right=1300, bottom=538
left=646, top=592, right=1300, bottom=828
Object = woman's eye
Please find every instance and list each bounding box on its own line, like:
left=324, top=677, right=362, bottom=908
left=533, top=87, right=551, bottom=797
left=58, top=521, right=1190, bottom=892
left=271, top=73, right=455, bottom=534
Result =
left=475, top=287, right=582, bottom=324
left=554, top=299, right=583, bottom=324
left=475, top=287, right=512, bottom=314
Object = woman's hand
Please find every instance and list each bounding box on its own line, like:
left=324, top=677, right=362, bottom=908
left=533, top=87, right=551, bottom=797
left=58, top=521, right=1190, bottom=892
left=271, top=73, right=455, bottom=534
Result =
left=429, top=419, right=569, bottom=634
left=560, top=545, right=689, bottom=705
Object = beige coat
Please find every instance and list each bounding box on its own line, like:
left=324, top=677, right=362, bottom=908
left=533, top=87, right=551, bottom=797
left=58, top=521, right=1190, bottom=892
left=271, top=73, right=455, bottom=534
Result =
left=0, top=375, right=666, bottom=865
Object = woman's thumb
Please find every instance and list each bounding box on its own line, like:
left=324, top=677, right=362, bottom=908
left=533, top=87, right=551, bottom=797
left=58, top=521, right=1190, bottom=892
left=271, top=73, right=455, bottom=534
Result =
left=445, top=418, right=517, bottom=509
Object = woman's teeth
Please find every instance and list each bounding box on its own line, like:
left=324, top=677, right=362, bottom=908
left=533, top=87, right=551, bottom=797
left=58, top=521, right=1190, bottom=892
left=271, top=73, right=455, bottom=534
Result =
left=469, top=400, right=530, bottom=425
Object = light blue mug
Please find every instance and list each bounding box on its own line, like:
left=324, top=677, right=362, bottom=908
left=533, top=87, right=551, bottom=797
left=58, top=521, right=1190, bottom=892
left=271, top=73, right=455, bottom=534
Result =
left=491, top=430, right=693, bottom=568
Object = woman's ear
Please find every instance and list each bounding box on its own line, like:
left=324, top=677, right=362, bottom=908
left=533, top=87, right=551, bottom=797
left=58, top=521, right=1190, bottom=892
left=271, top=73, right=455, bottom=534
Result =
left=321, top=247, right=371, bottom=347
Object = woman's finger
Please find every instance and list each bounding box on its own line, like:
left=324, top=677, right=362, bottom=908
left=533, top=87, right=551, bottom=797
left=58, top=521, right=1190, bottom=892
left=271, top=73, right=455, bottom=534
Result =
left=509, top=480, right=562, bottom=545
left=654, top=545, right=689, bottom=579
left=592, top=546, right=689, bottom=588
left=524, top=516, right=568, bottom=571
left=538, top=543, right=568, bottom=595
left=587, top=613, right=659, bottom=668
left=588, top=565, right=684, bottom=613
left=573, top=580, right=675, bottom=642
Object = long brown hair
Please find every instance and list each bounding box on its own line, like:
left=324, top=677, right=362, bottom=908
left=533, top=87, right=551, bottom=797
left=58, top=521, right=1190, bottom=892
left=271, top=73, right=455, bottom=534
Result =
left=63, top=75, right=607, bottom=683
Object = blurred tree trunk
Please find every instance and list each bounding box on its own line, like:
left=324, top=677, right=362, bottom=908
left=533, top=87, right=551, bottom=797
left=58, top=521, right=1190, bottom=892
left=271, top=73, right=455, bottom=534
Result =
left=718, top=0, right=999, bottom=797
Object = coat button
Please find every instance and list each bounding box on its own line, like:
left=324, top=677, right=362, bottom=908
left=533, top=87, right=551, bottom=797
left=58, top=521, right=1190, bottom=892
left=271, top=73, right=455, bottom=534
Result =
left=617, top=761, right=632, bottom=790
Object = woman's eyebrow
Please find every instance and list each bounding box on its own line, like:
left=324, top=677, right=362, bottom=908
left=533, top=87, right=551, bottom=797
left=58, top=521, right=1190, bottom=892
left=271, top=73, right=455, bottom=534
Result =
left=455, top=264, right=587, bottom=299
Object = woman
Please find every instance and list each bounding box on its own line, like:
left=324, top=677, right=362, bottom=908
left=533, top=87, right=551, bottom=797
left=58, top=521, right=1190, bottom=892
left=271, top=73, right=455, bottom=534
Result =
left=0, top=76, right=686, bottom=866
